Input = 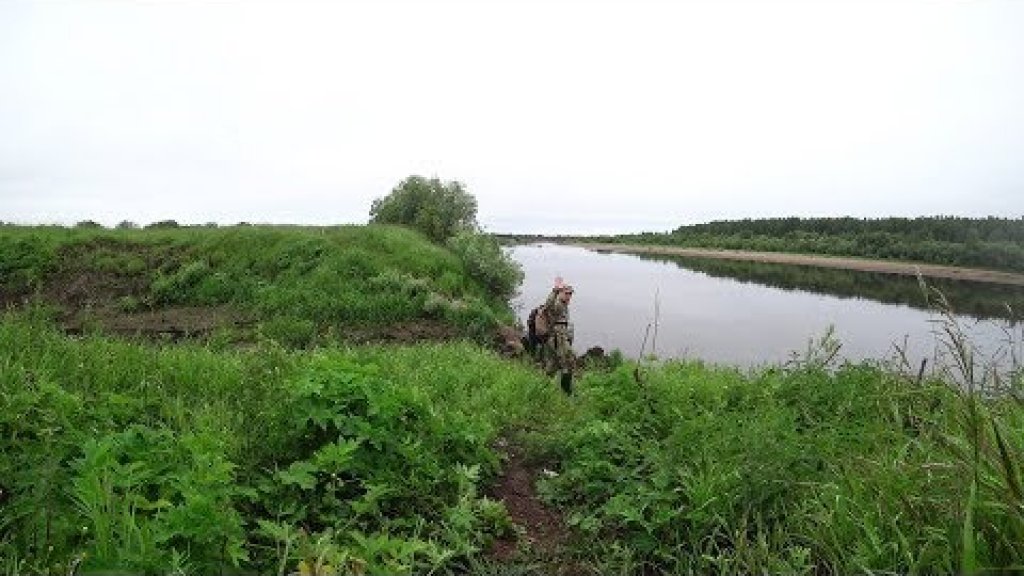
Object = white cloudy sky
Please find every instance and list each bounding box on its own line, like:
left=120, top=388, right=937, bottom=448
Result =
left=1, top=0, right=1021, bottom=234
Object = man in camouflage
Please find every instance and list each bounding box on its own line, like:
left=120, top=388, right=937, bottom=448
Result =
left=543, top=276, right=576, bottom=395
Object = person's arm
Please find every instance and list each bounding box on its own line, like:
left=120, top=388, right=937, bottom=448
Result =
left=545, top=288, right=559, bottom=308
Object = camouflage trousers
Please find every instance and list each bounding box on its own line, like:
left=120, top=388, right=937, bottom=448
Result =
left=543, top=329, right=574, bottom=376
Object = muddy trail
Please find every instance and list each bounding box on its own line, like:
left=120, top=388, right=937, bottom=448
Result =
left=487, top=436, right=588, bottom=575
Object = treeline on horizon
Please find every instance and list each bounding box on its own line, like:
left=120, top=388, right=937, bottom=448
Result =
left=591, top=216, right=1024, bottom=273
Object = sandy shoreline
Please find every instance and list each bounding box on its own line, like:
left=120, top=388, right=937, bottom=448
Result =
left=569, top=242, right=1024, bottom=287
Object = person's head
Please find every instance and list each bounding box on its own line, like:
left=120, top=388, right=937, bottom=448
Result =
left=558, top=285, right=574, bottom=303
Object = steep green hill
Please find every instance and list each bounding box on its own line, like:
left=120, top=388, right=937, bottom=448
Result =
left=0, top=224, right=513, bottom=347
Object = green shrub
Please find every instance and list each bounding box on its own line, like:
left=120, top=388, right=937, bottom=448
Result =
left=369, top=176, right=479, bottom=243
left=446, top=232, right=523, bottom=301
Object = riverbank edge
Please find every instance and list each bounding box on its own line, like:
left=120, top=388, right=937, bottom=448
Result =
left=565, top=241, right=1024, bottom=286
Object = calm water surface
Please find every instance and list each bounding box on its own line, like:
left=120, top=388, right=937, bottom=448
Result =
left=509, top=243, right=1022, bottom=370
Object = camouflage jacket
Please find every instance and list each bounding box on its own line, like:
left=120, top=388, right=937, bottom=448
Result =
left=544, top=289, right=571, bottom=334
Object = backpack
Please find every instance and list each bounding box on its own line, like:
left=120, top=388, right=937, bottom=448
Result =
left=527, top=304, right=551, bottom=343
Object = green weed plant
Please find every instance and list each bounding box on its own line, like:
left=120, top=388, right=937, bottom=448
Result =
left=0, top=313, right=562, bottom=574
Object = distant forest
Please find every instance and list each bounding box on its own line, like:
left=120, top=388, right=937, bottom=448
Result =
left=593, top=216, right=1024, bottom=273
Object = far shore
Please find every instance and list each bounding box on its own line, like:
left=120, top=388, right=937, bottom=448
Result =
left=564, top=241, right=1024, bottom=287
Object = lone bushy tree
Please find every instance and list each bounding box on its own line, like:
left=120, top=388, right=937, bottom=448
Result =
left=446, top=231, right=524, bottom=301
left=369, top=176, right=478, bottom=243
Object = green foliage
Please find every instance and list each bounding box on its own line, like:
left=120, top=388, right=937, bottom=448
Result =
left=531, top=356, right=1024, bottom=574
left=602, top=216, right=1024, bottom=273
left=0, top=224, right=514, bottom=347
left=369, top=175, right=479, bottom=243
left=152, top=259, right=216, bottom=305
left=250, top=358, right=510, bottom=571
left=145, top=219, right=181, bottom=229
left=260, top=316, right=318, bottom=348
left=4, top=302, right=1024, bottom=573
left=90, top=250, right=147, bottom=276
left=68, top=427, right=247, bottom=573
left=0, top=227, right=63, bottom=294
left=446, top=231, right=524, bottom=302
left=0, top=314, right=559, bottom=574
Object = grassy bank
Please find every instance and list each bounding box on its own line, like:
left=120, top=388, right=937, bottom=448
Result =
left=0, top=224, right=514, bottom=347
left=541, top=356, right=1024, bottom=574
left=2, top=224, right=1023, bottom=574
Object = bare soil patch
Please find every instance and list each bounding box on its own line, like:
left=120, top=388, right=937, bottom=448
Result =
left=487, top=437, right=588, bottom=575
left=575, top=242, right=1024, bottom=286
left=5, top=240, right=253, bottom=340
left=61, top=304, right=251, bottom=341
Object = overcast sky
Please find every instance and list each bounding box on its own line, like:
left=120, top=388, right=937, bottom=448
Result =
left=1, top=0, right=1021, bottom=234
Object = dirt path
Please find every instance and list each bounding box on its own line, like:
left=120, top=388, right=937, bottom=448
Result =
left=488, top=438, right=584, bottom=574
left=571, top=242, right=1024, bottom=286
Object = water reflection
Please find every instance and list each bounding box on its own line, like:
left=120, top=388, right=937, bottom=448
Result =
left=509, top=243, right=1021, bottom=370
left=634, top=253, right=1024, bottom=323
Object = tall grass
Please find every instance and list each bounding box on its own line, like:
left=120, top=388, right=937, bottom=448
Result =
left=0, top=311, right=567, bottom=574
left=5, top=316, right=1022, bottom=573
left=535, top=316, right=1024, bottom=574
left=920, top=285, right=1024, bottom=574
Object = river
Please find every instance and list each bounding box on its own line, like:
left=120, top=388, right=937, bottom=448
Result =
left=508, top=243, right=1023, bottom=372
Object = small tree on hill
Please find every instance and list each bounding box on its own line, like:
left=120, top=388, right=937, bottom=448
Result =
left=369, top=176, right=479, bottom=243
